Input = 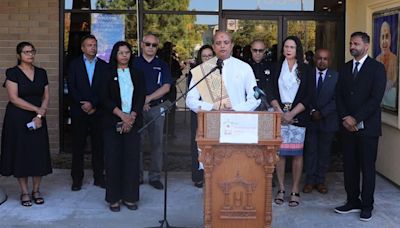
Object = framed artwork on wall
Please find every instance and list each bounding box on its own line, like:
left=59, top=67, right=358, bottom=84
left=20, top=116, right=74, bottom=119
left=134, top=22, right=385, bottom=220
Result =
left=373, top=11, right=399, bottom=114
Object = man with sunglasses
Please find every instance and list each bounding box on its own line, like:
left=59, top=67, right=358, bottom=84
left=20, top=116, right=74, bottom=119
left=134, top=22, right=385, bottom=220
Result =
left=247, top=39, right=275, bottom=108
left=133, top=34, right=172, bottom=190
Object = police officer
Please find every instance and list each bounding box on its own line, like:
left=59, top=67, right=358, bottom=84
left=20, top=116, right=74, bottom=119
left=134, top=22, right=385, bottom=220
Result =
left=247, top=39, right=275, bottom=109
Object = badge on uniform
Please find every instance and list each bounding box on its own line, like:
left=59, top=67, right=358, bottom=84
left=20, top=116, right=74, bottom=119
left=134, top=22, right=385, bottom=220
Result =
left=264, top=69, right=270, bottom=75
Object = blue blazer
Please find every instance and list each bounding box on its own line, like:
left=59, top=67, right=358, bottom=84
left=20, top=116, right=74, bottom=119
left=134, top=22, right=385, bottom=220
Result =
left=67, top=56, right=108, bottom=117
left=308, top=68, right=339, bottom=133
left=336, top=56, right=386, bottom=137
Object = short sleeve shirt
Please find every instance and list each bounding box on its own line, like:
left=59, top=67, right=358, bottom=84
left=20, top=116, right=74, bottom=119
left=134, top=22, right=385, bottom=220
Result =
left=133, top=55, right=172, bottom=96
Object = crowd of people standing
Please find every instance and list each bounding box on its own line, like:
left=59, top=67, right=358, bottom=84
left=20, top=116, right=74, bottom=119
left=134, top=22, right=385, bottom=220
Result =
left=0, top=30, right=386, bottom=222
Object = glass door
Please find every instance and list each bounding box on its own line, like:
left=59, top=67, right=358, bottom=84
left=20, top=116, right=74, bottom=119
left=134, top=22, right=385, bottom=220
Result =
left=284, top=18, right=343, bottom=70
left=228, top=19, right=279, bottom=62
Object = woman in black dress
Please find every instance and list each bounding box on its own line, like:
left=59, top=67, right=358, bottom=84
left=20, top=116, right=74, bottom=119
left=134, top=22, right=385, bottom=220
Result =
left=101, top=41, right=145, bottom=212
left=0, top=42, right=51, bottom=207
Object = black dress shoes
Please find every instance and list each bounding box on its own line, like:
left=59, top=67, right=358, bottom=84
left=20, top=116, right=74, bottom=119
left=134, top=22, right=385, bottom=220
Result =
left=149, top=180, right=164, bottom=190
left=109, top=203, right=120, bottom=212
left=71, top=180, right=82, bottom=191
left=123, top=201, right=138, bottom=210
left=94, top=177, right=106, bottom=189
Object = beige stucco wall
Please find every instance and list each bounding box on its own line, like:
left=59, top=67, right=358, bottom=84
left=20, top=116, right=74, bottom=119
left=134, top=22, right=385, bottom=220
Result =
left=346, top=0, right=400, bottom=185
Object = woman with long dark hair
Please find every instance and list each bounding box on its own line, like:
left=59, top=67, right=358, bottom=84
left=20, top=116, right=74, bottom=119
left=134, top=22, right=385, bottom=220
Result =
left=101, top=41, right=145, bottom=212
left=268, top=36, right=310, bottom=207
left=0, top=41, right=51, bottom=207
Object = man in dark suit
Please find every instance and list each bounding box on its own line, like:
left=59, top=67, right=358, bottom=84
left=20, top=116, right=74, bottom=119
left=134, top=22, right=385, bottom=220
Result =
left=334, top=32, right=386, bottom=222
left=303, top=49, right=338, bottom=194
left=68, top=35, right=107, bottom=191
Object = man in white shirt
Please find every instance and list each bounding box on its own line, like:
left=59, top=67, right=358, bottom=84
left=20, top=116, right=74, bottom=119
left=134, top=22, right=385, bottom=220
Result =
left=186, top=31, right=260, bottom=112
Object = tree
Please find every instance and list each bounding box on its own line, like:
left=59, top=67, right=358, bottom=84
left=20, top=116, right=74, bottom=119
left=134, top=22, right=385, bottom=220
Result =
left=231, top=20, right=278, bottom=48
left=143, top=0, right=207, bottom=60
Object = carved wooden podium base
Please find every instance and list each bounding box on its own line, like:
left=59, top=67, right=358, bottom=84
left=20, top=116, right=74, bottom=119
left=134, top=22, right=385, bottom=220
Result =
left=197, top=112, right=281, bottom=228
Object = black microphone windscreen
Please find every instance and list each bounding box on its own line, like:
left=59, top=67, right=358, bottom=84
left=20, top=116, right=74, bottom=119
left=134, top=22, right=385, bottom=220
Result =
left=216, top=59, right=223, bottom=68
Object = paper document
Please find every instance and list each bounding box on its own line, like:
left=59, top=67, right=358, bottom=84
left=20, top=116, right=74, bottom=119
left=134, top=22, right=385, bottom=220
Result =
left=219, top=113, right=258, bottom=144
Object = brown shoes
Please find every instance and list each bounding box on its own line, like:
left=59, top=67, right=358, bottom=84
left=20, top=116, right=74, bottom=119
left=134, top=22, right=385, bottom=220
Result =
left=302, top=184, right=314, bottom=193
left=316, top=183, right=328, bottom=194
left=303, top=183, right=328, bottom=194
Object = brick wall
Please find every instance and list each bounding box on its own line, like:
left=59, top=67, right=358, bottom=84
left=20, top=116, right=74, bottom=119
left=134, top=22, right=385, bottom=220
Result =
left=0, top=0, right=59, bottom=153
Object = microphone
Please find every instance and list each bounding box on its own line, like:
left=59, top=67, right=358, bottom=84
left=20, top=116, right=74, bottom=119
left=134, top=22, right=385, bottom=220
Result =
left=253, top=86, right=271, bottom=111
left=216, top=59, right=223, bottom=74
left=253, top=86, right=267, bottom=99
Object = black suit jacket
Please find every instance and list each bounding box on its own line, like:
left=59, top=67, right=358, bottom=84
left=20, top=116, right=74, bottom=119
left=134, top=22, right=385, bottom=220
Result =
left=67, top=55, right=108, bottom=117
left=336, top=56, right=386, bottom=137
left=308, top=68, right=339, bottom=132
left=268, top=62, right=311, bottom=127
left=100, top=66, right=146, bottom=132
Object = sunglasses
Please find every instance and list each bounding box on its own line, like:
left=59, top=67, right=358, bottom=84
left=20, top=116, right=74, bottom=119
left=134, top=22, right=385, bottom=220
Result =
left=144, top=42, right=158, bottom=48
left=251, top=48, right=265, bottom=53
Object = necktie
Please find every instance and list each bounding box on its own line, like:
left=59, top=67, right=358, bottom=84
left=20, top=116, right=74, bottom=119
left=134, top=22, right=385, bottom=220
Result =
left=353, top=61, right=360, bottom=79
left=317, top=71, right=323, bottom=95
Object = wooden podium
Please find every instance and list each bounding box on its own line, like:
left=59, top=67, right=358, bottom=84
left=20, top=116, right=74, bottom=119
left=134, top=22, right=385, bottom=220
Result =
left=197, top=111, right=281, bottom=228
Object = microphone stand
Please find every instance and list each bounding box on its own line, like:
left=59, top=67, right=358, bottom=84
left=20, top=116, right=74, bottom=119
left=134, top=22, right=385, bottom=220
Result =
left=142, top=64, right=220, bottom=228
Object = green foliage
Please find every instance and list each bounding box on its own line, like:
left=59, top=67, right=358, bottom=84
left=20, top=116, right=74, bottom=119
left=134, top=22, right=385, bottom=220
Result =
left=96, top=0, right=136, bottom=9
left=287, top=20, right=316, bottom=53
left=143, top=0, right=207, bottom=60
left=231, top=20, right=278, bottom=48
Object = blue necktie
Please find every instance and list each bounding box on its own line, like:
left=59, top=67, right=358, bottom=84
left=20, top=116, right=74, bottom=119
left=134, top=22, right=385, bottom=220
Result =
left=317, top=71, right=323, bottom=95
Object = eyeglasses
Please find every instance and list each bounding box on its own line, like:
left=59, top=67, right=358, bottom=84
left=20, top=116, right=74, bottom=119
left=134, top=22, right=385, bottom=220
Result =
left=22, top=50, right=36, bottom=55
left=251, top=48, right=265, bottom=53
left=117, top=51, right=131, bottom=56
left=144, top=42, right=158, bottom=48
left=201, top=54, right=214, bottom=58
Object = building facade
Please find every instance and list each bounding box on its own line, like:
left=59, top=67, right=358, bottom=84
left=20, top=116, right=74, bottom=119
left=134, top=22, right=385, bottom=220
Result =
left=0, top=0, right=399, bottom=185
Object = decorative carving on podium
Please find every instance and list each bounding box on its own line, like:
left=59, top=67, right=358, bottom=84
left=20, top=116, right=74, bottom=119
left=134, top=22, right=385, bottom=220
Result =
left=218, top=171, right=257, bottom=219
left=213, top=147, right=233, bottom=166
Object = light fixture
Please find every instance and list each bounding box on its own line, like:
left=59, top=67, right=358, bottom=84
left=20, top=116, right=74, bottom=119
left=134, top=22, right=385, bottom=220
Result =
left=338, top=1, right=343, bottom=4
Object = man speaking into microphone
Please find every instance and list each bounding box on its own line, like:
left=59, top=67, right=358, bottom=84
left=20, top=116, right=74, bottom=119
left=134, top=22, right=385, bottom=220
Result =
left=186, top=31, right=260, bottom=112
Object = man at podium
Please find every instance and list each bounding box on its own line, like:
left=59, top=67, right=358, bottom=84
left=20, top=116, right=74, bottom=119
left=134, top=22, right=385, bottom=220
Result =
left=186, top=31, right=260, bottom=112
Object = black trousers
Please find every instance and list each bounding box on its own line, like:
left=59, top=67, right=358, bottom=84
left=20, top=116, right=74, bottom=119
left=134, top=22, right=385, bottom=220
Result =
left=71, top=114, right=104, bottom=181
left=340, top=132, right=378, bottom=211
left=103, top=127, right=140, bottom=203
left=190, top=111, right=203, bottom=183
left=304, top=129, right=335, bottom=184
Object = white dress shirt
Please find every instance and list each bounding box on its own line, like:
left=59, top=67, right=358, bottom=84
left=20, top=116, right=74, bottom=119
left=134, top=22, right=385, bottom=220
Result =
left=353, top=53, right=368, bottom=73
left=278, top=59, right=299, bottom=103
left=186, top=56, right=260, bottom=112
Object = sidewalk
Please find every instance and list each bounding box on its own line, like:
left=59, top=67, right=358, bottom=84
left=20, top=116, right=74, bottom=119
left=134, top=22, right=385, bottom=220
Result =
left=1, top=170, right=399, bottom=228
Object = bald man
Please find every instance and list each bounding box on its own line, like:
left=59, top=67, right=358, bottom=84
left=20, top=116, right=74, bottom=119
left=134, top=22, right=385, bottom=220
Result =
left=376, top=21, right=398, bottom=109
left=186, top=31, right=260, bottom=112
left=303, top=49, right=338, bottom=194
